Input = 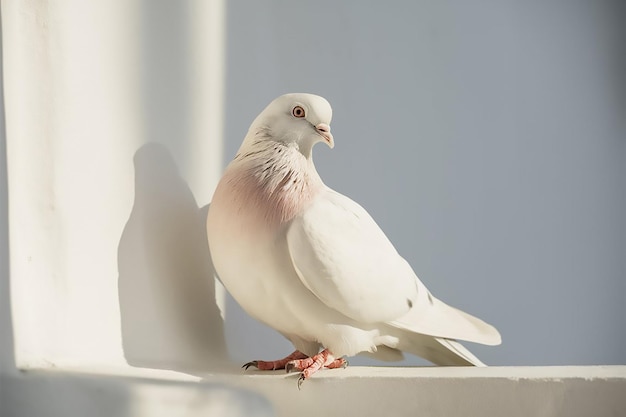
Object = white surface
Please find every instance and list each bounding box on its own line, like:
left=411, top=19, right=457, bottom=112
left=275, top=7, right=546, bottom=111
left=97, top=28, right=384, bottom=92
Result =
left=2, top=0, right=227, bottom=372
left=1, top=370, right=274, bottom=417
left=2, top=366, right=624, bottom=417
left=226, top=366, right=626, bottom=417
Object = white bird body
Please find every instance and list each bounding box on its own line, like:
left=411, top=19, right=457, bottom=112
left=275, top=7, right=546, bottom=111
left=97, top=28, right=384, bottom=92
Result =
left=207, top=93, right=500, bottom=372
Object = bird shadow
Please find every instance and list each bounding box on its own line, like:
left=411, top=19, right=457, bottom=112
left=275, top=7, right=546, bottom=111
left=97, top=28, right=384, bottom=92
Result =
left=117, top=142, right=232, bottom=373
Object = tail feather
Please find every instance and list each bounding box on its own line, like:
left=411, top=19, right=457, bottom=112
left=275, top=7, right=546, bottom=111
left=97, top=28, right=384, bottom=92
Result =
left=390, top=327, right=487, bottom=366
left=434, top=338, right=486, bottom=366
left=390, top=296, right=501, bottom=346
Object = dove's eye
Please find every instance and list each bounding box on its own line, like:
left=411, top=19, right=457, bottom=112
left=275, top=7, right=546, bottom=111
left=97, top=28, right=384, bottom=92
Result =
left=292, top=106, right=306, bottom=118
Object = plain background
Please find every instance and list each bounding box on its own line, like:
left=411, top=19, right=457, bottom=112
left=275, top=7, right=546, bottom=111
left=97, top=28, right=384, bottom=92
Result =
left=1, top=0, right=625, bottom=377
left=220, top=0, right=625, bottom=366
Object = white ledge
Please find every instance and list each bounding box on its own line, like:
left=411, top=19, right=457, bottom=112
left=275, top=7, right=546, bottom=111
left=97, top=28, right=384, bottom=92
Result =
left=219, top=364, right=626, bottom=381
left=4, top=366, right=624, bottom=417
left=214, top=365, right=626, bottom=417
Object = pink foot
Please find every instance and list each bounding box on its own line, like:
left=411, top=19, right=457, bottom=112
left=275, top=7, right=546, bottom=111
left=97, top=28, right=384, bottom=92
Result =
left=285, top=349, right=346, bottom=389
left=326, top=357, right=348, bottom=369
left=242, top=350, right=308, bottom=371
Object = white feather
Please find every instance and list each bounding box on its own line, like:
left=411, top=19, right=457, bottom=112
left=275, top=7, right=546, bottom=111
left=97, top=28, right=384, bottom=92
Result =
left=287, top=188, right=418, bottom=323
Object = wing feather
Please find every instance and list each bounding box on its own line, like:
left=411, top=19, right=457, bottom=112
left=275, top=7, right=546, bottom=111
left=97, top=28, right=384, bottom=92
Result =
left=287, top=188, right=501, bottom=346
left=287, top=189, right=417, bottom=323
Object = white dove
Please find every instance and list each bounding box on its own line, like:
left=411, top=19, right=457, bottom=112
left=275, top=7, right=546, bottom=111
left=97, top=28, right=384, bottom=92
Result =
left=207, top=93, right=501, bottom=387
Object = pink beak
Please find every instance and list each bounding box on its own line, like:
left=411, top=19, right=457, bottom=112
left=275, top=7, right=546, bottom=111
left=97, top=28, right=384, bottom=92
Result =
left=316, top=123, right=334, bottom=148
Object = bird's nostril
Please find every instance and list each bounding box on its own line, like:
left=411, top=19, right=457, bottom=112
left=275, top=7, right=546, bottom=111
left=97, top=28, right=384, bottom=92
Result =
left=316, top=124, right=330, bottom=133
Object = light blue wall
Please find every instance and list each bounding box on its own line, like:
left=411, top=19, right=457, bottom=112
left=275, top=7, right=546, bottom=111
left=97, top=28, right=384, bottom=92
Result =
left=223, top=0, right=626, bottom=366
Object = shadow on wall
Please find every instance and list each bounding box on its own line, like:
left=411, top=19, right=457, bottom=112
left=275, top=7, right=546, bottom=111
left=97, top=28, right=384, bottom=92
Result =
left=117, top=143, right=230, bottom=372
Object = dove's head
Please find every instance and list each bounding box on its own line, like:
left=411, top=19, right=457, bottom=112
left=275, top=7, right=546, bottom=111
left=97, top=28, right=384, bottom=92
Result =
left=247, top=93, right=334, bottom=158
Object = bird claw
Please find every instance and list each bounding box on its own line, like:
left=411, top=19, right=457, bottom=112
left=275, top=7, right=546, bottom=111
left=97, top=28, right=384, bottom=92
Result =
left=285, top=362, right=297, bottom=373
left=297, top=373, right=306, bottom=390
left=242, top=361, right=258, bottom=370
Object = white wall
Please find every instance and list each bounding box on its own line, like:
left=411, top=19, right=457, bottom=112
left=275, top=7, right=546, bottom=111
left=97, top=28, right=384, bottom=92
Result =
left=1, top=0, right=624, bottom=384
left=222, top=0, right=626, bottom=366
left=2, top=0, right=227, bottom=373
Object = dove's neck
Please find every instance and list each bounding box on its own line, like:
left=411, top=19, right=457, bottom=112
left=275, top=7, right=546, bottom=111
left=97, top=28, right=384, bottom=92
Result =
left=221, top=137, right=324, bottom=227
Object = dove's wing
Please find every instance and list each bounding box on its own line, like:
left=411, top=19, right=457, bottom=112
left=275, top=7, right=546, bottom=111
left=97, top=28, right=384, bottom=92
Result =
left=287, top=188, right=501, bottom=346
left=286, top=188, right=418, bottom=323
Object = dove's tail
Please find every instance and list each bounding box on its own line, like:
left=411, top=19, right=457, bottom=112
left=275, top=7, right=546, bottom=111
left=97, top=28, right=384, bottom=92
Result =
left=393, top=330, right=487, bottom=366
left=431, top=338, right=486, bottom=366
